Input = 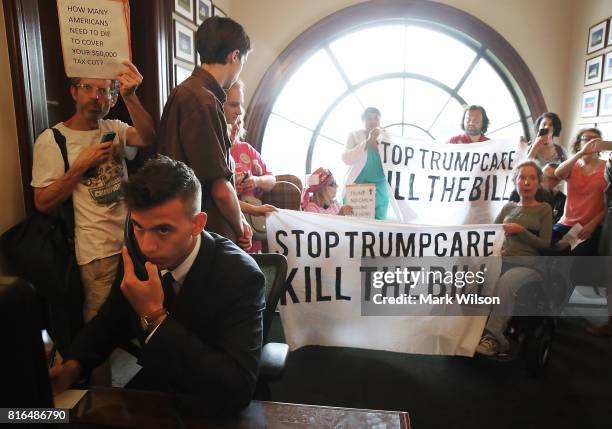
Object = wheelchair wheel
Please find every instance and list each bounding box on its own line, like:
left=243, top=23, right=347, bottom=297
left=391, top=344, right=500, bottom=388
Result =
left=524, top=318, right=554, bottom=376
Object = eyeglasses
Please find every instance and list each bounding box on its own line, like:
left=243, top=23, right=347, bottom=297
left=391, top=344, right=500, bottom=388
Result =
left=74, top=83, right=114, bottom=97
left=580, top=134, right=599, bottom=141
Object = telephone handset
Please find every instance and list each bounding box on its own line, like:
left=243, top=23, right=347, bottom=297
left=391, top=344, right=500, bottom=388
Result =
left=124, top=212, right=148, bottom=281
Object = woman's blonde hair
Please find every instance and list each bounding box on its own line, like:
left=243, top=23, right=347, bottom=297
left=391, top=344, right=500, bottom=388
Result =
left=512, top=160, right=543, bottom=184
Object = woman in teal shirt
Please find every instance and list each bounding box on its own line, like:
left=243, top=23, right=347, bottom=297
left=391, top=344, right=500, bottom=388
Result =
left=341, top=107, right=390, bottom=220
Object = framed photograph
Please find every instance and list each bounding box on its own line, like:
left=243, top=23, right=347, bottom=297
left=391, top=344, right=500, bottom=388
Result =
left=609, top=17, right=612, bottom=46
left=175, top=0, right=193, bottom=21
left=196, top=0, right=212, bottom=25
left=600, top=87, right=612, bottom=116
left=604, top=52, right=612, bottom=81
left=598, top=121, right=612, bottom=139
left=174, top=20, right=195, bottom=63
left=587, top=20, right=607, bottom=54
left=577, top=123, right=596, bottom=130
left=597, top=121, right=612, bottom=160
left=581, top=89, right=600, bottom=117
left=585, top=55, right=604, bottom=85
left=174, top=63, right=192, bottom=86
left=213, top=5, right=227, bottom=18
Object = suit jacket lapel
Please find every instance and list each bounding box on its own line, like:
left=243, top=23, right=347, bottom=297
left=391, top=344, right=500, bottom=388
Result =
left=171, top=231, right=216, bottom=317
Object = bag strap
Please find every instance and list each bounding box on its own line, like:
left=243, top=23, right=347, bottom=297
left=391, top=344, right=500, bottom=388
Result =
left=51, top=128, right=70, bottom=172
left=48, top=127, right=76, bottom=240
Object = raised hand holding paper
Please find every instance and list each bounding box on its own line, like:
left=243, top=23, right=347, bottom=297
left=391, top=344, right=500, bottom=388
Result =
left=57, top=0, right=131, bottom=79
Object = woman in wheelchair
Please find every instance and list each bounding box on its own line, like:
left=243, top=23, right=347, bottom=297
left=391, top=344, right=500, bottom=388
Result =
left=476, top=161, right=552, bottom=356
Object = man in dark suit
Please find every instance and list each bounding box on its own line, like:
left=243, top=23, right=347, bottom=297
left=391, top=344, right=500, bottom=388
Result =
left=49, top=156, right=265, bottom=414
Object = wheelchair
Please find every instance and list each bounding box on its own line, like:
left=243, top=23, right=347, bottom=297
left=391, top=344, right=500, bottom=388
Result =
left=481, top=251, right=576, bottom=376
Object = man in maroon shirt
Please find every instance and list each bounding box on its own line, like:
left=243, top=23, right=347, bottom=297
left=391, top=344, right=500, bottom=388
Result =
left=448, top=105, right=490, bottom=144
left=158, top=17, right=252, bottom=249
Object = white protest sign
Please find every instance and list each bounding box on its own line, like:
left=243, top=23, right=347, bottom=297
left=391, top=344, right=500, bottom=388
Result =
left=379, top=136, right=527, bottom=225
left=57, top=0, right=131, bottom=79
left=266, top=210, right=504, bottom=356
left=344, top=184, right=375, bottom=218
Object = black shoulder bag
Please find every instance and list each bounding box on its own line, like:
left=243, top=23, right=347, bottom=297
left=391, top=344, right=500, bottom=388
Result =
left=0, top=128, right=83, bottom=353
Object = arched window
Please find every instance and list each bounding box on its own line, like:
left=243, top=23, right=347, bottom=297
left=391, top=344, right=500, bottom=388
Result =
left=246, top=1, right=546, bottom=182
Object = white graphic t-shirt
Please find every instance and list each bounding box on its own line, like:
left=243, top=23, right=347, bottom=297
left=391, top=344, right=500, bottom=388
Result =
left=31, top=121, right=136, bottom=265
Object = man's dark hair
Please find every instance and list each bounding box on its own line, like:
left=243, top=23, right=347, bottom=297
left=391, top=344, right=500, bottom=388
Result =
left=123, top=155, right=202, bottom=214
left=361, top=107, right=381, bottom=121
left=196, top=17, right=251, bottom=64
left=535, top=112, right=562, bottom=137
left=543, top=162, right=560, bottom=171
left=460, top=105, right=489, bottom=134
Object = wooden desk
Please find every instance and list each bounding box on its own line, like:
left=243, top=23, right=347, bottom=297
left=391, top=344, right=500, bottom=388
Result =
left=70, top=387, right=410, bottom=429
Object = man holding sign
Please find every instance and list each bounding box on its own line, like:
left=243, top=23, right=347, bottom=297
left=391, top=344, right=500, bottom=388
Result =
left=31, top=60, right=155, bottom=323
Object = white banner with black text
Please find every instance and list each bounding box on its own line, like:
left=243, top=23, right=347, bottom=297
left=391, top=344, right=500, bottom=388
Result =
left=267, top=210, right=505, bottom=356
left=380, top=137, right=526, bottom=225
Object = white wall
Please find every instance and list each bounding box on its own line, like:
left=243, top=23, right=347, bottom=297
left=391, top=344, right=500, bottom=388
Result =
left=230, top=0, right=575, bottom=140
left=214, top=0, right=231, bottom=16
left=565, top=0, right=612, bottom=140
left=0, top=5, right=25, bottom=234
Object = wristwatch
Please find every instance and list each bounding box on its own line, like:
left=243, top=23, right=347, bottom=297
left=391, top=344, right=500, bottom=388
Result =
left=140, top=308, right=168, bottom=332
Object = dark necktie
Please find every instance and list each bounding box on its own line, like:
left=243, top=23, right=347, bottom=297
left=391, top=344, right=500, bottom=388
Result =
left=161, top=272, right=175, bottom=309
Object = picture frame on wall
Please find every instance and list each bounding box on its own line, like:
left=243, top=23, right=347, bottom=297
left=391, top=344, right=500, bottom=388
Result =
left=597, top=121, right=612, bottom=160
left=585, top=55, right=604, bottom=85
left=197, top=0, right=212, bottom=25
left=598, top=121, right=612, bottom=140
left=604, top=52, right=612, bottom=81
left=608, top=17, right=612, bottom=46
left=174, top=63, right=193, bottom=86
left=175, top=0, right=193, bottom=21
left=577, top=123, right=596, bottom=129
left=581, top=89, right=600, bottom=117
left=213, top=5, right=227, bottom=18
left=600, top=87, right=612, bottom=116
left=587, top=20, right=607, bottom=54
left=174, top=20, right=195, bottom=63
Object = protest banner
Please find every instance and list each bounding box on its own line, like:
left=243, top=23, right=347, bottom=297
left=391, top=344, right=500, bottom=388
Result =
left=379, top=136, right=527, bottom=225
left=267, top=210, right=505, bottom=356
left=57, top=0, right=131, bottom=78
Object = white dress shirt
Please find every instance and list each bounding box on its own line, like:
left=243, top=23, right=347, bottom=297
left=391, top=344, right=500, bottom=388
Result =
left=145, top=234, right=202, bottom=342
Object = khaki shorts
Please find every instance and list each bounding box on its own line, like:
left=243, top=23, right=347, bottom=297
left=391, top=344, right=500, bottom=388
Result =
left=79, top=254, right=121, bottom=322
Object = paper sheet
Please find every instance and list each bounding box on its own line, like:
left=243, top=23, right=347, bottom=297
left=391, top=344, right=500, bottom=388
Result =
left=560, top=223, right=586, bottom=251
left=54, top=389, right=88, bottom=409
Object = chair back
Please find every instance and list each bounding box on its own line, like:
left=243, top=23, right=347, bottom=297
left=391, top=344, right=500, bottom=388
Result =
left=250, top=253, right=288, bottom=342
left=261, top=174, right=303, bottom=211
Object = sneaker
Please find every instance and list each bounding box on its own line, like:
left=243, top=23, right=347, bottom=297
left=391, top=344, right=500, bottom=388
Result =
left=476, top=336, right=499, bottom=356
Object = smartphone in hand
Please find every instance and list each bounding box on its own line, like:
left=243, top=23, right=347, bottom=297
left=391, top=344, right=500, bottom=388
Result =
left=100, top=131, right=116, bottom=144
left=124, top=213, right=148, bottom=281
left=537, top=127, right=548, bottom=137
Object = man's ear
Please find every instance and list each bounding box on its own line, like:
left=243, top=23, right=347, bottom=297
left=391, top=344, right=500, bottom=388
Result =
left=228, top=49, right=240, bottom=64
left=70, top=85, right=78, bottom=102
left=193, top=212, right=207, bottom=235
